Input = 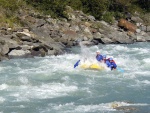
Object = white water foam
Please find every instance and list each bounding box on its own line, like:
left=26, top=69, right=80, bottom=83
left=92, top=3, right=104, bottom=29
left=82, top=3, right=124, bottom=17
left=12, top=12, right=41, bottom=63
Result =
left=18, top=76, right=29, bottom=85
left=52, top=103, right=115, bottom=113
left=51, top=101, right=150, bottom=113
left=143, top=58, right=150, bottom=63
left=136, top=80, right=150, bottom=85
left=9, top=83, right=78, bottom=102
left=0, top=84, right=8, bottom=90
left=0, top=97, right=5, bottom=103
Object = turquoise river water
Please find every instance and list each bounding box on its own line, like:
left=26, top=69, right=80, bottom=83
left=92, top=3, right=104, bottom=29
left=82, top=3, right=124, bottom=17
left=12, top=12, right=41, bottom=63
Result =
left=0, top=42, right=150, bottom=113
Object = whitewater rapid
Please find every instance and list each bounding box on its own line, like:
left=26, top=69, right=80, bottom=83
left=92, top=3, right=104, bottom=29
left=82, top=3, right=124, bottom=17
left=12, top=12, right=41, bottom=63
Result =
left=0, top=42, right=150, bottom=113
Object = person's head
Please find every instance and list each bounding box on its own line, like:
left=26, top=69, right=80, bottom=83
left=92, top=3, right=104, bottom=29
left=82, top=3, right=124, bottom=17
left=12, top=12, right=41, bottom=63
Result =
left=96, top=50, right=100, bottom=54
left=103, top=55, right=106, bottom=59
left=109, top=58, right=113, bottom=62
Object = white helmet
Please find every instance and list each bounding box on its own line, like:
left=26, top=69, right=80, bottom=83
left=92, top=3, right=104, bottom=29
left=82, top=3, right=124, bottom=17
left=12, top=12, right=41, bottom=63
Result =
left=96, top=50, right=100, bottom=53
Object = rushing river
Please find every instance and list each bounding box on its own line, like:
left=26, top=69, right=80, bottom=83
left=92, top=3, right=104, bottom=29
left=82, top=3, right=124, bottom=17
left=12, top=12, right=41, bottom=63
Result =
left=0, top=42, right=150, bottom=113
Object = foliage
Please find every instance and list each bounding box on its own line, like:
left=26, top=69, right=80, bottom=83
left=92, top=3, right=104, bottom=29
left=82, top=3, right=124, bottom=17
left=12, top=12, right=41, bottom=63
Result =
left=135, top=0, right=150, bottom=12
left=0, top=0, right=150, bottom=27
left=25, top=0, right=67, bottom=18
left=0, top=0, right=25, bottom=27
left=102, top=12, right=115, bottom=24
left=0, top=0, right=19, bottom=11
left=141, top=13, right=150, bottom=26
left=25, top=0, right=149, bottom=20
left=25, top=0, right=109, bottom=19
left=81, top=0, right=109, bottom=20
left=65, top=0, right=83, bottom=10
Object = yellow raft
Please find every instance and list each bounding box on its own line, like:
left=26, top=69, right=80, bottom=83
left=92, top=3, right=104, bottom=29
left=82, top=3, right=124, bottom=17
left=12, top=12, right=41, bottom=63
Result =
left=80, top=63, right=104, bottom=70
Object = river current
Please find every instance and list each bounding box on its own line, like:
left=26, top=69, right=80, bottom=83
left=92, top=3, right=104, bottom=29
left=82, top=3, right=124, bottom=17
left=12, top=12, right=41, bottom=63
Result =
left=0, top=42, right=150, bottom=113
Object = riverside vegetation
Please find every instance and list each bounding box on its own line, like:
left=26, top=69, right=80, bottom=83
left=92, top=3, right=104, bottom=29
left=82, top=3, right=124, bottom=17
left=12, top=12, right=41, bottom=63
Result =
left=0, top=0, right=150, bottom=61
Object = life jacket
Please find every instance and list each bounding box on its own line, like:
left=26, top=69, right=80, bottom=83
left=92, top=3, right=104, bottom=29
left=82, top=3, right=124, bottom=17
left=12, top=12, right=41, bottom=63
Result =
left=96, top=54, right=103, bottom=61
left=107, top=58, right=117, bottom=70
left=105, top=60, right=111, bottom=67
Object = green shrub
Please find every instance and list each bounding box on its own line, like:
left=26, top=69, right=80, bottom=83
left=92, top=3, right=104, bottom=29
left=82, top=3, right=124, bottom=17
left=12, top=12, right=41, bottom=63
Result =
left=0, top=0, right=149, bottom=27
left=0, top=0, right=24, bottom=27
left=81, top=0, right=108, bottom=20
left=114, top=12, right=124, bottom=20
left=0, top=0, right=21, bottom=12
left=25, top=0, right=67, bottom=18
left=102, top=12, right=114, bottom=24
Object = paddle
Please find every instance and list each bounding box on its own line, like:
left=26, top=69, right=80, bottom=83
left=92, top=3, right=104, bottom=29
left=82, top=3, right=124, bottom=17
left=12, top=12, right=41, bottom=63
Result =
left=74, top=60, right=80, bottom=68
left=116, top=67, right=124, bottom=73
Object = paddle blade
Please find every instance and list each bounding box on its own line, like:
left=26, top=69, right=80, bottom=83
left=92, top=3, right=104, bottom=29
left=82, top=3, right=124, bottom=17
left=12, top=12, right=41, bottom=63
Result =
left=117, top=67, right=124, bottom=73
left=74, top=60, right=80, bottom=68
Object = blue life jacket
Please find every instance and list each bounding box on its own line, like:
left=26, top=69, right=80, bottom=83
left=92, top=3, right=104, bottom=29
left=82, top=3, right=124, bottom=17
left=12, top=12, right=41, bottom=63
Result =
left=105, top=60, right=111, bottom=67
left=104, top=59, right=117, bottom=70
left=110, top=62, right=117, bottom=70
left=96, top=54, right=103, bottom=61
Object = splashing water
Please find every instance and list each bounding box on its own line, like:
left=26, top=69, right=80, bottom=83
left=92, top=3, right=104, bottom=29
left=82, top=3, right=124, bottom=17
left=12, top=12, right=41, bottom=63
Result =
left=0, top=42, right=150, bottom=113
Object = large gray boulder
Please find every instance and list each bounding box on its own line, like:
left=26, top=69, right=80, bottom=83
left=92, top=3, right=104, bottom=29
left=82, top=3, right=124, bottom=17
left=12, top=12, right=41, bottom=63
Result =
left=8, top=50, right=31, bottom=58
left=93, top=32, right=102, bottom=41
left=0, top=36, right=19, bottom=48
left=106, top=31, right=134, bottom=44
left=131, top=16, right=143, bottom=23
left=80, top=41, right=95, bottom=46
left=99, top=37, right=114, bottom=44
left=0, top=44, right=9, bottom=55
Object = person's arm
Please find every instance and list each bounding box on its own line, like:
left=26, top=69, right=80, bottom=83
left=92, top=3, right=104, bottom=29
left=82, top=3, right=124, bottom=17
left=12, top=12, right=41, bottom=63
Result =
left=106, top=60, right=111, bottom=67
left=99, top=55, right=103, bottom=62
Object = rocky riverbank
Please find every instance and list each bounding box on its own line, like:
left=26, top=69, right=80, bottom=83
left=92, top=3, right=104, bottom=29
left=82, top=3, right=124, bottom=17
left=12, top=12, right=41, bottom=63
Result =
left=0, top=6, right=150, bottom=61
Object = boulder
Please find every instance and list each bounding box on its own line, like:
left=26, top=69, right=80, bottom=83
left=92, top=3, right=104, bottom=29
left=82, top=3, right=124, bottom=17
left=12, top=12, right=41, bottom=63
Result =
left=80, top=41, right=94, bottom=46
left=93, top=32, right=102, bottom=40
left=147, top=26, right=150, bottom=32
left=21, top=45, right=33, bottom=51
left=107, top=31, right=134, bottom=44
left=139, top=25, right=150, bottom=32
left=35, top=19, right=46, bottom=27
left=63, top=30, right=77, bottom=38
left=131, top=16, right=143, bottom=23
left=140, top=32, right=150, bottom=42
left=99, top=37, right=114, bottom=44
left=136, top=29, right=141, bottom=33
left=87, top=15, right=95, bottom=21
left=139, top=25, right=147, bottom=32
left=16, top=32, right=31, bottom=37
left=24, top=15, right=36, bottom=24
left=8, top=50, right=31, bottom=58
left=59, top=37, right=68, bottom=45
left=48, top=50, right=56, bottom=55
left=83, top=36, right=88, bottom=41
left=0, top=44, right=9, bottom=55
left=136, top=36, right=146, bottom=42
left=0, top=36, right=19, bottom=49
left=70, top=25, right=80, bottom=32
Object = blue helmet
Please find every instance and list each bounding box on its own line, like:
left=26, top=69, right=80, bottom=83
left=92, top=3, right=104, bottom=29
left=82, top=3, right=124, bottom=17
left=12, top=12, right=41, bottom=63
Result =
left=109, top=58, right=113, bottom=61
left=103, top=55, right=106, bottom=58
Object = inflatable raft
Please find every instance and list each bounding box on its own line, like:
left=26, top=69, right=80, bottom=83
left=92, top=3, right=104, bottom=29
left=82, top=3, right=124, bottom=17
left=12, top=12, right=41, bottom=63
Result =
left=80, top=63, right=105, bottom=70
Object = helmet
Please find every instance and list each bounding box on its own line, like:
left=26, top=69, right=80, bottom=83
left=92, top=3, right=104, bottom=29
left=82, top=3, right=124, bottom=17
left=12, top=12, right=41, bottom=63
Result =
left=103, top=55, right=106, bottom=58
left=96, top=50, right=100, bottom=53
left=109, top=58, right=113, bottom=61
